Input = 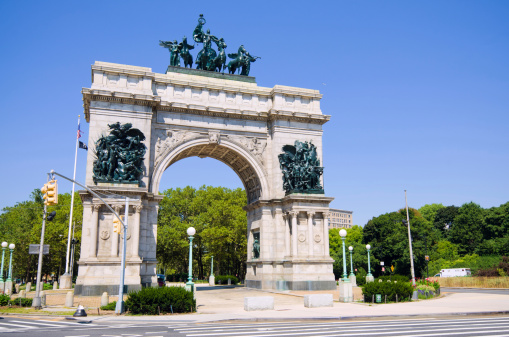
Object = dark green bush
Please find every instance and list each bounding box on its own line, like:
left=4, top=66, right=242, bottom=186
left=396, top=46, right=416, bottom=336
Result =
left=215, top=275, right=238, bottom=285
left=14, top=297, right=33, bottom=307
left=362, top=281, right=413, bottom=302
left=376, top=274, right=409, bottom=283
left=100, top=301, right=116, bottom=311
left=166, top=273, right=188, bottom=282
left=0, top=294, right=9, bottom=306
left=125, top=286, right=195, bottom=315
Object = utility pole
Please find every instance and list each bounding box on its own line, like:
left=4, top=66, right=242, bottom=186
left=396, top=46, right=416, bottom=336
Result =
left=405, top=190, right=416, bottom=286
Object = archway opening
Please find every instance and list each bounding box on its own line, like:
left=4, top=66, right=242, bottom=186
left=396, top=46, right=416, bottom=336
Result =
left=154, top=143, right=265, bottom=282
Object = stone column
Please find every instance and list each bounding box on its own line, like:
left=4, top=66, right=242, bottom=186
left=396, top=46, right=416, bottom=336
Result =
left=289, top=211, right=298, bottom=257
left=307, top=211, right=315, bottom=257
left=323, top=212, right=330, bottom=256
left=283, top=213, right=290, bottom=257
left=132, top=205, right=142, bottom=258
left=111, top=205, right=121, bottom=257
left=90, top=205, right=101, bottom=257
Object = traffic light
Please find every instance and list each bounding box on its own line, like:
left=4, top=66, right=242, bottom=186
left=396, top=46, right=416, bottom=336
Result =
left=41, top=180, right=58, bottom=206
left=113, top=216, right=124, bottom=234
left=402, top=220, right=408, bottom=227
left=46, top=211, right=56, bottom=221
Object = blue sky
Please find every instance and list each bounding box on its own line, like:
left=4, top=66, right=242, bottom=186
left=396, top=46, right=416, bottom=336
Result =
left=0, top=1, right=508, bottom=227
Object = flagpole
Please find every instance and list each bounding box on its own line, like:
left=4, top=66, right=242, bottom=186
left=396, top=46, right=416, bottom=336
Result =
left=64, top=116, right=80, bottom=278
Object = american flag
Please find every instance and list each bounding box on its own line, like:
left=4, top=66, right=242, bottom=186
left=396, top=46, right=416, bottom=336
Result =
left=77, top=120, right=83, bottom=139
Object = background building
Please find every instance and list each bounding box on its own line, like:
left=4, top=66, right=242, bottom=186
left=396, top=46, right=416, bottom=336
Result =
left=328, top=208, right=353, bottom=229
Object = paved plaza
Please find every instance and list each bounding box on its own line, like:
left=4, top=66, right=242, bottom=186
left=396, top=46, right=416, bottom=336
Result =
left=14, top=284, right=509, bottom=323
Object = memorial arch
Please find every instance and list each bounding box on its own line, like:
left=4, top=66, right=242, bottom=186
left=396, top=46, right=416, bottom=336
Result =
left=75, top=61, right=335, bottom=295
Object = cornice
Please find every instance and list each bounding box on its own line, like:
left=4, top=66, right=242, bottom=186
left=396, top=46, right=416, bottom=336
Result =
left=83, top=87, right=331, bottom=125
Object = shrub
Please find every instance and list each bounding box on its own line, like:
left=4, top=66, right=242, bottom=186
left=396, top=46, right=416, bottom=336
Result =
left=0, top=294, right=10, bottom=306
left=100, top=301, right=116, bottom=311
left=362, top=281, right=413, bottom=302
left=125, top=286, right=195, bottom=315
left=14, top=298, right=32, bottom=307
left=215, top=275, right=239, bottom=285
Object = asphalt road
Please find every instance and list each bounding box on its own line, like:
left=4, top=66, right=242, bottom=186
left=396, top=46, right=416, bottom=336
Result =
left=2, top=316, right=509, bottom=337
left=442, top=287, right=509, bottom=295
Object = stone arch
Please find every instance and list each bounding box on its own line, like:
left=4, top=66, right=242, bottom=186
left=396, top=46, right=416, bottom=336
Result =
left=150, top=137, right=269, bottom=204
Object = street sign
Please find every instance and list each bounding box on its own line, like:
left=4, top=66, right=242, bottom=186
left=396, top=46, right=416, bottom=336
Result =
left=380, top=261, right=384, bottom=266
left=382, top=267, right=385, bottom=272
left=376, top=294, right=382, bottom=303
left=29, top=244, right=49, bottom=255
left=425, top=255, right=429, bottom=261
left=391, top=265, right=395, bottom=272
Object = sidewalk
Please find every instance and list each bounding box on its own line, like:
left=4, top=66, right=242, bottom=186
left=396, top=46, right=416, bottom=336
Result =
left=19, top=285, right=509, bottom=323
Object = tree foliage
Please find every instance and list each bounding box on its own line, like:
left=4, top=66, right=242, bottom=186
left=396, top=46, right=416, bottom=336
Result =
left=0, top=190, right=82, bottom=282
left=157, top=186, right=247, bottom=279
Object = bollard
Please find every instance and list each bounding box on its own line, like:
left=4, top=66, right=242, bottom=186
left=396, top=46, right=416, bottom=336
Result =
left=65, top=291, right=74, bottom=307
left=15, top=284, right=20, bottom=294
left=372, top=294, right=374, bottom=303
left=19, top=290, right=26, bottom=299
left=53, top=281, right=58, bottom=290
left=228, top=278, right=231, bottom=285
left=26, top=282, right=31, bottom=292
left=40, top=291, right=46, bottom=307
left=100, top=292, right=109, bottom=307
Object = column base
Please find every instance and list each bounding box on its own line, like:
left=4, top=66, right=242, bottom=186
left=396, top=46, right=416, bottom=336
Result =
left=60, top=273, right=73, bottom=289
left=349, top=274, right=357, bottom=286
left=208, top=275, right=215, bottom=286
left=339, top=281, right=353, bottom=302
left=366, top=275, right=375, bottom=283
left=4, top=281, right=13, bottom=295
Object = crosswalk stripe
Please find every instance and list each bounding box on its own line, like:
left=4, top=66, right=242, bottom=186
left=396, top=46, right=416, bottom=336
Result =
left=10, top=319, right=66, bottom=327
left=0, top=322, right=36, bottom=329
left=176, top=316, right=509, bottom=331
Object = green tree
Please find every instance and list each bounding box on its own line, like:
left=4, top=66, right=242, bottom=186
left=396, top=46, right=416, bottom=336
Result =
left=419, top=203, right=444, bottom=224
left=448, top=202, right=485, bottom=255
left=434, top=205, right=459, bottom=235
left=157, top=186, right=247, bottom=280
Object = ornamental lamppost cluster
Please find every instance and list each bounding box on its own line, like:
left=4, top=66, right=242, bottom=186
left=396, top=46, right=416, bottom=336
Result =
left=339, top=229, right=350, bottom=283
left=0, top=242, right=8, bottom=286
left=6, top=243, right=15, bottom=283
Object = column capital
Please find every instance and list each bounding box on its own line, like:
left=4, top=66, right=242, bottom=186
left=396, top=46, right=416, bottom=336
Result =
left=112, top=205, right=122, bottom=213
left=307, top=211, right=315, bottom=219
left=288, top=211, right=299, bottom=218
left=92, top=204, right=102, bottom=212
left=134, top=205, right=143, bottom=213
left=323, top=211, right=330, bottom=218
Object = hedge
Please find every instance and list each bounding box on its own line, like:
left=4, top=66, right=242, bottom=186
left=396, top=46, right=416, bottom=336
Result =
left=215, top=275, right=239, bottom=285
left=125, top=286, right=195, bottom=315
left=362, top=280, right=413, bottom=302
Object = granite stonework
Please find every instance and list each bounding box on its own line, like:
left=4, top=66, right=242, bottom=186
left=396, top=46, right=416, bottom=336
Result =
left=77, top=61, right=334, bottom=294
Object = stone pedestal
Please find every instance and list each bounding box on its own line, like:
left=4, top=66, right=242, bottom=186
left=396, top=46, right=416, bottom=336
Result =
left=245, top=195, right=336, bottom=291
left=0, top=281, right=4, bottom=293
left=4, top=281, right=13, bottom=295
left=349, top=274, right=357, bottom=286
left=26, top=282, right=31, bottom=292
left=53, top=281, right=58, bottom=290
left=60, top=274, right=72, bottom=289
left=366, top=275, right=375, bottom=283
left=208, top=275, right=215, bottom=286
left=338, top=281, right=353, bottom=302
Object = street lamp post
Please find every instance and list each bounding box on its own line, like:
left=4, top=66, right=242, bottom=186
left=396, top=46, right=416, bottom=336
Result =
left=348, top=245, right=357, bottom=286
left=338, top=229, right=352, bottom=302
left=5, top=243, right=15, bottom=294
left=0, top=242, right=7, bottom=292
left=348, top=246, right=354, bottom=277
left=186, top=227, right=196, bottom=293
left=339, top=229, right=349, bottom=282
left=366, top=244, right=374, bottom=283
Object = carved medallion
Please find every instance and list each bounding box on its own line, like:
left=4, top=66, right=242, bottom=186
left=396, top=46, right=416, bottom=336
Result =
left=314, top=234, right=321, bottom=243
left=208, top=131, right=220, bottom=144
left=120, top=227, right=131, bottom=240
left=298, top=233, right=306, bottom=242
left=100, top=230, right=110, bottom=240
